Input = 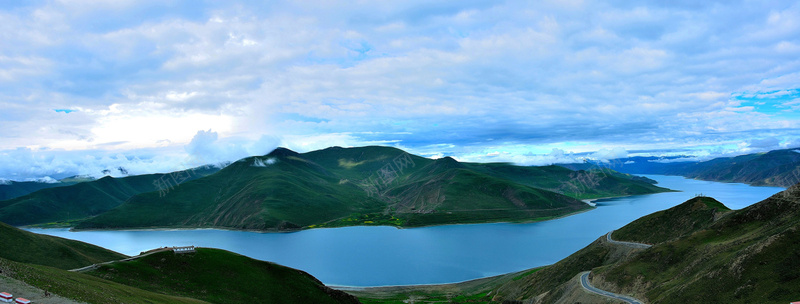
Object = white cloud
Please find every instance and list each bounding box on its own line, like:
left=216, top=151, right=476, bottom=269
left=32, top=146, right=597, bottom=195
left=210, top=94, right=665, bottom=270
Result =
left=26, top=176, right=60, bottom=183
left=252, top=157, right=277, bottom=167
left=590, top=148, right=629, bottom=161
left=0, top=1, right=799, bottom=179
left=184, top=130, right=279, bottom=166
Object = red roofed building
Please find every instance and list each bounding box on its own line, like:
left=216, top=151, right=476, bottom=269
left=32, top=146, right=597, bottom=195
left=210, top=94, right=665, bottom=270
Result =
left=14, top=298, right=30, bottom=304
left=0, top=292, right=12, bottom=303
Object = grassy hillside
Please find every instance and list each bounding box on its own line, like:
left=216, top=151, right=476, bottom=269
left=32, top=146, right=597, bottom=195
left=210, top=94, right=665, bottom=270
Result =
left=462, top=163, right=668, bottom=199
left=76, top=150, right=389, bottom=230
left=355, top=184, right=800, bottom=304
left=85, top=248, right=359, bottom=304
left=0, top=222, right=358, bottom=303
left=0, top=221, right=126, bottom=270
left=563, top=147, right=800, bottom=187
left=611, top=196, right=731, bottom=244
left=593, top=183, right=800, bottom=303
left=0, top=180, right=77, bottom=201
left=680, top=148, right=800, bottom=187
left=0, top=257, right=209, bottom=304
left=383, top=159, right=590, bottom=227
left=74, top=146, right=667, bottom=231
left=0, top=166, right=220, bottom=226
left=352, top=234, right=642, bottom=304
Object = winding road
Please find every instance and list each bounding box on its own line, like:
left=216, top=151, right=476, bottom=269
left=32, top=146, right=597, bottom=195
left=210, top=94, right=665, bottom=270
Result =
left=69, top=247, right=177, bottom=272
left=580, top=271, right=644, bottom=304
left=578, top=231, right=650, bottom=304
left=605, top=231, right=652, bottom=249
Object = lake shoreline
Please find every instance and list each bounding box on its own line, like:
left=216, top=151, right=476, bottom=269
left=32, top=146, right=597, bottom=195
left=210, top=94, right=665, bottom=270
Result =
left=41, top=204, right=598, bottom=233
left=23, top=175, right=785, bottom=286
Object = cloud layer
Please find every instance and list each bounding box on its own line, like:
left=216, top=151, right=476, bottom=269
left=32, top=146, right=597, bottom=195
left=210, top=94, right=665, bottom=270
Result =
left=1, top=1, right=799, bottom=179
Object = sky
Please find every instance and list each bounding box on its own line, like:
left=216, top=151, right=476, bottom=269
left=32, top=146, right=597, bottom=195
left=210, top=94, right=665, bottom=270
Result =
left=1, top=0, right=800, bottom=181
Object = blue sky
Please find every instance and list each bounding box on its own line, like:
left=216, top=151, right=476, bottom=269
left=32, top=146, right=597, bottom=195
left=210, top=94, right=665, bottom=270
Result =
left=1, top=0, right=800, bottom=180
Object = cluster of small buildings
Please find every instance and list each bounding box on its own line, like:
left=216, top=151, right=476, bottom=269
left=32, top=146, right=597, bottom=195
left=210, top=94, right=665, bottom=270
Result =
left=172, top=246, right=196, bottom=254
left=0, top=292, right=30, bottom=304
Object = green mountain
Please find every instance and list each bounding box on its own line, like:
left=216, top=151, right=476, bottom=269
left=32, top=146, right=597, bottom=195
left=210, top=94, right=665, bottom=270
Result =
left=0, top=180, right=77, bottom=201
left=0, top=221, right=358, bottom=303
left=610, top=196, right=730, bottom=244
left=460, top=163, right=667, bottom=199
left=563, top=147, right=800, bottom=187
left=0, top=257, right=209, bottom=304
left=84, top=248, right=360, bottom=304
left=355, top=184, right=800, bottom=304
left=76, top=146, right=668, bottom=231
left=0, top=165, right=220, bottom=226
left=593, top=184, right=800, bottom=303
left=675, top=148, right=800, bottom=187
left=0, top=220, right=126, bottom=270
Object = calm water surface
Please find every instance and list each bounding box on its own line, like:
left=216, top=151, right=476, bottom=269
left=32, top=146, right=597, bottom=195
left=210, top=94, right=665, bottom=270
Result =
left=26, top=175, right=784, bottom=286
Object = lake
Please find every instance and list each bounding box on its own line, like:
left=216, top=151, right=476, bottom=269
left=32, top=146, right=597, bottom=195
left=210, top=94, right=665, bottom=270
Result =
left=26, top=175, right=784, bottom=286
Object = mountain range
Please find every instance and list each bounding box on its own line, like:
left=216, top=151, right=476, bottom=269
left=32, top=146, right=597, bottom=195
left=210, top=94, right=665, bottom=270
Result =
left=70, top=146, right=668, bottom=231
left=0, top=165, right=221, bottom=227
left=2, top=145, right=799, bottom=303
left=561, top=147, right=800, bottom=187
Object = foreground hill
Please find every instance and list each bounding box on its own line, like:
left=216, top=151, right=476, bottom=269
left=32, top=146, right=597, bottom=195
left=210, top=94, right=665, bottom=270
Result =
left=0, top=165, right=220, bottom=226
left=592, top=184, right=800, bottom=303
left=76, top=146, right=668, bottom=231
left=0, top=221, right=126, bottom=270
left=85, top=248, right=360, bottom=304
left=354, top=185, right=800, bottom=303
left=0, top=257, right=208, bottom=304
left=0, top=222, right=359, bottom=303
left=562, top=147, right=800, bottom=187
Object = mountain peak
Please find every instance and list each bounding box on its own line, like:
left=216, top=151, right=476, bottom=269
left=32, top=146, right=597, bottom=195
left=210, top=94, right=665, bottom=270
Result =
left=267, top=147, right=300, bottom=158
left=685, top=196, right=730, bottom=211
left=438, top=156, right=460, bottom=164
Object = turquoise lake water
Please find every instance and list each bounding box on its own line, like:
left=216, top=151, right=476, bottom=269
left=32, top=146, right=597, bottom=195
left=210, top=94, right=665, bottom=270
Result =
left=26, top=175, right=784, bottom=286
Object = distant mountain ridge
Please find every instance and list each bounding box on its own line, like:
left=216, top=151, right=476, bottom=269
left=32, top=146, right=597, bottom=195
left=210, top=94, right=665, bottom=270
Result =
left=0, top=165, right=221, bottom=226
left=560, top=147, right=800, bottom=187
left=74, top=146, right=669, bottom=231
left=0, top=179, right=78, bottom=201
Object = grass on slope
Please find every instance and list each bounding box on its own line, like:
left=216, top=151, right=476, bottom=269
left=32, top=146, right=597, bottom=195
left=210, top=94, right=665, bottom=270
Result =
left=682, top=148, right=800, bottom=187
left=0, top=257, right=208, bottom=304
left=0, top=166, right=219, bottom=226
left=301, top=146, right=433, bottom=181
left=611, top=196, right=731, bottom=244
left=489, top=235, right=643, bottom=303
left=348, top=269, right=527, bottom=304
left=85, top=248, right=360, bottom=304
left=354, top=234, right=643, bottom=304
left=0, top=221, right=126, bottom=270
left=594, top=186, right=800, bottom=303
left=76, top=154, right=386, bottom=231
left=463, top=163, right=672, bottom=199
left=0, top=180, right=77, bottom=201
left=76, top=146, right=667, bottom=231
left=77, top=148, right=595, bottom=231
left=389, top=165, right=592, bottom=227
